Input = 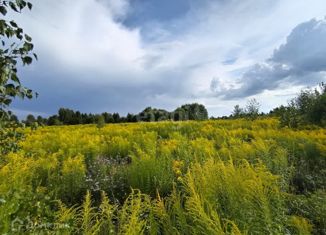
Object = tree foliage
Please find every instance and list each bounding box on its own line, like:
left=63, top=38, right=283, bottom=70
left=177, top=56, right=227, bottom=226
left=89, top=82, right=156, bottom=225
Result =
left=245, top=98, right=260, bottom=120
left=22, top=103, right=209, bottom=126
left=178, top=103, right=208, bottom=121
left=0, top=0, right=36, bottom=154
left=0, top=0, right=37, bottom=113
left=278, top=83, right=326, bottom=128
left=231, top=99, right=261, bottom=120
left=232, top=104, right=244, bottom=118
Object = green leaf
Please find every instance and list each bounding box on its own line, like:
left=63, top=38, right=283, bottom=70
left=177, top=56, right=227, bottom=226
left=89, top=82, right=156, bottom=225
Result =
left=25, top=34, right=32, bottom=42
left=11, top=73, right=20, bottom=84
left=23, top=42, right=33, bottom=51
left=22, top=56, right=32, bottom=65
left=10, top=21, right=18, bottom=28
left=16, top=0, right=27, bottom=10
left=16, top=87, right=25, bottom=99
left=33, top=53, right=38, bottom=60
left=0, top=6, right=7, bottom=16
left=27, top=2, right=32, bottom=10
left=3, top=98, right=12, bottom=106
left=16, top=32, right=23, bottom=40
left=9, top=2, right=19, bottom=12
left=5, top=83, right=15, bottom=91
left=26, top=89, right=33, bottom=98
left=15, top=27, right=24, bottom=39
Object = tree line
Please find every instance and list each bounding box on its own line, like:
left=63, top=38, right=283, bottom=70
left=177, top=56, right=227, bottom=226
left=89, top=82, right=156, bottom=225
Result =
left=13, top=83, right=326, bottom=128
left=270, top=83, right=325, bottom=128
left=17, top=103, right=209, bottom=127
left=226, top=83, right=325, bottom=128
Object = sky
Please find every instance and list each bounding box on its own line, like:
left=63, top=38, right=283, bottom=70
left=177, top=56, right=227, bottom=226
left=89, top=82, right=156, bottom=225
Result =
left=10, top=0, right=326, bottom=118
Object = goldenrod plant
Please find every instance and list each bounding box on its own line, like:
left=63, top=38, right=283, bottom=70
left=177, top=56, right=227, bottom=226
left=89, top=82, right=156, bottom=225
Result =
left=0, top=119, right=325, bottom=234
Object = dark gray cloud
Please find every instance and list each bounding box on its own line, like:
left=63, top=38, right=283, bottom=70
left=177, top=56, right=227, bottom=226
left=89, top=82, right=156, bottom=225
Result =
left=12, top=60, right=192, bottom=118
left=214, top=18, right=326, bottom=99
left=271, top=19, right=326, bottom=72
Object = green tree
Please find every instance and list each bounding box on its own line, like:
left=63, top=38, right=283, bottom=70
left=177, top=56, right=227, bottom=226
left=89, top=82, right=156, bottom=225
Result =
left=0, top=0, right=37, bottom=154
left=126, top=113, right=137, bottom=122
left=280, top=83, right=326, bottom=127
left=0, top=0, right=37, bottom=113
left=9, top=112, right=18, bottom=123
left=24, top=113, right=35, bottom=126
left=112, top=112, right=120, bottom=123
left=176, top=103, right=208, bottom=121
left=96, top=114, right=105, bottom=128
left=173, top=107, right=186, bottom=121
left=58, top=108, right=75, bottom=124
left=232, top=104, right=244, bottom=118
left=138, top=107, right=170, bottom=122
left=138, top=107, right=155, bottom=122
left=245, top=98, right=260, bottom=120
left=47, top=115, right=62, bottom=126
left=74, top=111, right=82, bottom=124
left=36, top=115, right=45, bottom=126
left=269, top=105, right=287, bottom=117
left=102, top=112, right=114, bottom=123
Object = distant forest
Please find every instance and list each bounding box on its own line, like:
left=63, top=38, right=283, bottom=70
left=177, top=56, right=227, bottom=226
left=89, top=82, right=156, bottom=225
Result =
left=18, top=103, right=209, bottom=126
left=13, top=83, right=326, bottom=128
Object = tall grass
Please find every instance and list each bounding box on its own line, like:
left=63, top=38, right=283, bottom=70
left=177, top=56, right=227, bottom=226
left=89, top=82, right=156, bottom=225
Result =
left=0, top=118, right=325, bottom=234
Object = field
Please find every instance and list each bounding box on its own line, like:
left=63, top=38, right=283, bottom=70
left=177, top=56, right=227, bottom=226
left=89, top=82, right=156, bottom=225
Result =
left=0, top=119, right=325, bottom=234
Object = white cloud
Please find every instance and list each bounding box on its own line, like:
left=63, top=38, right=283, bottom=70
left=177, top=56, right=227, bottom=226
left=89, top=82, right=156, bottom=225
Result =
left=11, top=0, right=326, bottom=117
left=211, top=17, right=326, bottom=99
left=97, top=0, right=130, bottom=20
left=16, top=0, right=145, bottom=84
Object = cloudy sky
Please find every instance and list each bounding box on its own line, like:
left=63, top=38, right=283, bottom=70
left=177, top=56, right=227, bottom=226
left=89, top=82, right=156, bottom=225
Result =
left=11, top=0, right=326, bottom=118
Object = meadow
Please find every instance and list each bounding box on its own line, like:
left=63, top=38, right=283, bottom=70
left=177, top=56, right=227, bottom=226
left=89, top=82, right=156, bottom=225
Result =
left=0, top=118, right=325, bottom=234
